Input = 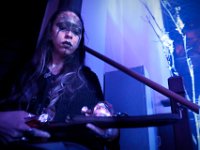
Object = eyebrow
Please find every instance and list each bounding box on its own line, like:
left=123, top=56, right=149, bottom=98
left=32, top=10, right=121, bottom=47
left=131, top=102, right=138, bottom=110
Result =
left=56, top=21, right=82, bottom=30
left=57, top=15, right=82, bottom=27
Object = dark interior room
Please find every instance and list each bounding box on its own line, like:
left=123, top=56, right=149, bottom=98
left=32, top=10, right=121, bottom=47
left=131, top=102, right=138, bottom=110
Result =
left=0, top=0, right=47, bottom=99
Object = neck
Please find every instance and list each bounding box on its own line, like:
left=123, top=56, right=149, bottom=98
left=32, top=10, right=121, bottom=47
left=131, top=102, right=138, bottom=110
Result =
left=48, top=61, right=64, bottom=75
left=48, top=53, right=65, bottom=75
left=48, top=63, right=63, bottom=75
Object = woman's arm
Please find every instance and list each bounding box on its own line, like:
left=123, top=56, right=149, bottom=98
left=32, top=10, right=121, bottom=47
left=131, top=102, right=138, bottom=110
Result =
left=0, top=111, right=50, bottom=144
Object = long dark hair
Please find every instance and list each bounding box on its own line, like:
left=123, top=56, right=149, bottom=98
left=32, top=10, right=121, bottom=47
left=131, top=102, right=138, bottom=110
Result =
left=33, top=9, right=86, bottom=76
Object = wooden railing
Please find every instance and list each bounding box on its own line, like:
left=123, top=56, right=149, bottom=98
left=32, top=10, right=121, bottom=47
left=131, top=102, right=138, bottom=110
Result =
left=85, top=46, right=199, bottom=114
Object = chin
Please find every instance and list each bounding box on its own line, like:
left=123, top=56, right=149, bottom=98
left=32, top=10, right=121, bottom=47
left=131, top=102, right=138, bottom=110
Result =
left=64, top=49, right=75, bottom=55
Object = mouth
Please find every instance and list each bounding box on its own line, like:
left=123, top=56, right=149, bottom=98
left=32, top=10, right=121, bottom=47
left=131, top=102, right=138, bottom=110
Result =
left=62, top=41, right=72, bottom=48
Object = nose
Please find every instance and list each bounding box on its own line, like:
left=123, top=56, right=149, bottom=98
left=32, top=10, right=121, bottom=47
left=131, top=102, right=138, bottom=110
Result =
left=65, top=30, right=73, bottom=39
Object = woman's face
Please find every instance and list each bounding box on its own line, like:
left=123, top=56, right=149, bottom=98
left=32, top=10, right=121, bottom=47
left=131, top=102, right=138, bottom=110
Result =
left=51, top=11, right=82, bottom=56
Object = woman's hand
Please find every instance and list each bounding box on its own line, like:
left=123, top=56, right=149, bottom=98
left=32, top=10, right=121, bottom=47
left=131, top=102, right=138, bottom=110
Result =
left=0, top=111, right=51, bottom=144
left=81, top=102, right=119, bottom=141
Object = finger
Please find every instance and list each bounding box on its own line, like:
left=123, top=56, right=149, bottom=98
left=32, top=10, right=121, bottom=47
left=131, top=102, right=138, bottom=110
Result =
left=0, top=133, right=19, bottom=144
left=24, top=113, right=36, bottom=121
left=28, top=128, right=51, bottom=138
left=1, top=130, right=25, bottom=143
left=93, top=102, right=112, bottom=116
left=81, top=106, right=92, bottom=116
left=104, top=128, right=119, bottom=141
left=86, top=123, right=105, bottom=136
left=86, top=123, right=119, bottom=140
left=11, top=130, right=24, bottom=138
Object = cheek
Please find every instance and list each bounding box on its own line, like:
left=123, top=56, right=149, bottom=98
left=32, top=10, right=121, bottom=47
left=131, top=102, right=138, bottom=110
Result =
left=72, top=36, right=81, bottom=47
left=53, top=34, right=65, bottom=47
left=52, top=29, right=64, bottom=40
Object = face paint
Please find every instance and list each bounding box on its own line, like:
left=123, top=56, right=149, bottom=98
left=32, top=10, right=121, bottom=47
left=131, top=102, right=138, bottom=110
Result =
left=51, top=11, right=83, bottom=56
left=55, top=12, right=83, bottom=37
left=56, top=21, right=82, bottom=36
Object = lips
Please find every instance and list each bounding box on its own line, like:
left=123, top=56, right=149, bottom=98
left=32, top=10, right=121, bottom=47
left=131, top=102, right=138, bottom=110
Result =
left=62, top=41, right=72, bottom=48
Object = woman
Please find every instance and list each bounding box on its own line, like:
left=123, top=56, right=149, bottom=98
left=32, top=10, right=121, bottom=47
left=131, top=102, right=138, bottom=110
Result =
left=0, top=8, right=119, bottom=150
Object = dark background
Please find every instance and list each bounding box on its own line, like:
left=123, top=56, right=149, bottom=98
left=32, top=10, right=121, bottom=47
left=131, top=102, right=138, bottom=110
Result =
left=0, top=0, right=47, bottom=98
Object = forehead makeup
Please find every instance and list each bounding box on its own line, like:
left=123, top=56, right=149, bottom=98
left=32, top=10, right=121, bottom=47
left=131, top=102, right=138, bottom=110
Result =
left=56, top=11, right=82, bottom=28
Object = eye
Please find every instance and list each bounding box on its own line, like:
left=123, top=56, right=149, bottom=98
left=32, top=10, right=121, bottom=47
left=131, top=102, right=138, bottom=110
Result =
left=56, top=22, right=68, bottom=31
left=56, top=22, right=82, bottom=35
left=71, top=27, right=82, bottom=35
